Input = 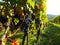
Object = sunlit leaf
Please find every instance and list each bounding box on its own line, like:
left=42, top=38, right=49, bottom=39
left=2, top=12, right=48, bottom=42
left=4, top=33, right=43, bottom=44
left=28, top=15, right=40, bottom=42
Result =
left=27, top=0, right=35, bottom=9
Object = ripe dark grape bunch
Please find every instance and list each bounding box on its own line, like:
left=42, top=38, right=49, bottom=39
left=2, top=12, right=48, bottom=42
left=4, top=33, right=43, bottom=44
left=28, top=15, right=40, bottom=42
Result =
left=0, top=15, right=8, bottom=24
left=0, top=15, right=8, bottom=28
left=21, top=13, right=32, bottom=33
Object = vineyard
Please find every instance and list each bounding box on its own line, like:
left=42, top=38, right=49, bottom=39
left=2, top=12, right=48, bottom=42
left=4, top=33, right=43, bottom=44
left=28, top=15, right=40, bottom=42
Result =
left=0, top=0, right=48, bottom=45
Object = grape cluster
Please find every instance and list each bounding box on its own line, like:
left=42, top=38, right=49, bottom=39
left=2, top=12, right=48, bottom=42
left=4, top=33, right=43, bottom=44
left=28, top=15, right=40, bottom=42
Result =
left=31, top=13, right=35, bottom=21
left=0, top=15, right=8, bottom=24
left=21, top=13, right=32, bottom=45
left=21, top=13, right=32, bottom=33
left=35, top=18, right=40, bottom=29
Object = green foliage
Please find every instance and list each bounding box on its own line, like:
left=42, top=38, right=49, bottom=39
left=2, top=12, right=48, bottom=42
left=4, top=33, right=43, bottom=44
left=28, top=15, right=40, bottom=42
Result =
left=0, top=2, right=5, bottom=5
left=27, top=0, right=35, bottom=9
left=0, top=0, right=48, bottom=45
left=50, top=15, right=60, bottom=24
left=14, top=18, right=19, bottom=25
left=0, top=22, right=60, bottom=45
left=41, top=22, right=60, bottom=45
